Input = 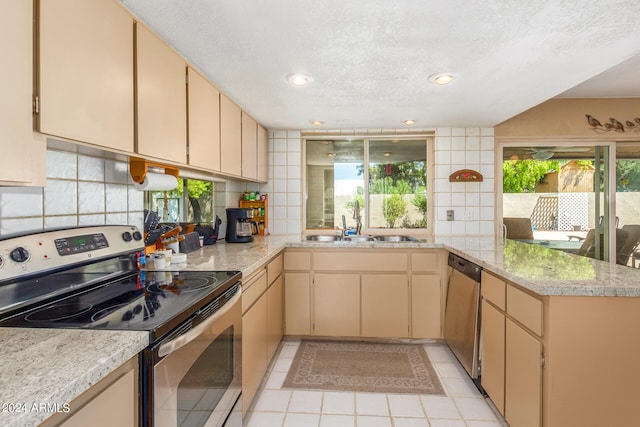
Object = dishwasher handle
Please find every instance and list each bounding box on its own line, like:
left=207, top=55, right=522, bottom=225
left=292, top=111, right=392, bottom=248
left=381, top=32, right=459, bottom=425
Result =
left=448, top=253, right=481, bottom=282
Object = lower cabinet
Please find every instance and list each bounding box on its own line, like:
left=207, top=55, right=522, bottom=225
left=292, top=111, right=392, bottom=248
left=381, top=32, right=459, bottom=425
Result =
left=361, top=274, right=409, bottom=338
left=266, top=274, right=284, bottom=360
left=505, top=319, right=542, bottom=427
left=41, top=357, right=138, bottom=427
left=411, top=274, right=442, bottom=339
left=284, top=272, right=311, bottom=335
left=242, top=255, right=284, bottom=416
left=480, top=300, right=506, bottom=414
left=481, top=271, right=543, bottom=427
left=313, top=273, right=360, bottom=336
left=283, top=248, right=446, bottom=340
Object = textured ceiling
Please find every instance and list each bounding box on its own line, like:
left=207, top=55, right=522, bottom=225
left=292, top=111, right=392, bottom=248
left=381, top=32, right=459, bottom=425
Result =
left=119, top=0, right=640, bottom=130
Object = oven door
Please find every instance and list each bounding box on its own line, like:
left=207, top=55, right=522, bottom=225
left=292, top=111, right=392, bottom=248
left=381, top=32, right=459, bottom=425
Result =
left=149, top=284, right=242, bottom=427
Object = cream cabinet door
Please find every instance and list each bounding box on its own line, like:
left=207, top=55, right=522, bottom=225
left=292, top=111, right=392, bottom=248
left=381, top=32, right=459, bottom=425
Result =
left=505, top=319, right=542, bottom=427
left=313, top=273, right=360, bottom=337
left=361, top=274, right=409, bottom=338
left=266, top=275, right=284, bottom=361
left=136, top=24, right=187, bottom=163
left=411, top=274, right=442, bottom=339
left=284, top=272, right=311, bottom=335
left=242, top=294, right=267, bottom=416
left=187, top=67, right=220, bottom=171
left=38, top=0, right=134, bottom=153
left=0, top=0, right=45, bottom=186
left=481, top=300, right=506, bottom=415
left=257, top=125, right=269, bottom=183
left=241, top=112, right=257, bottom=180
left=220, top=94, right=242, bottom=176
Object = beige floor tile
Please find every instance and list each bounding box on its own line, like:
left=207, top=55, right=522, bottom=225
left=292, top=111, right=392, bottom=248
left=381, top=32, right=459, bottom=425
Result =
left=420, top=395, right=461, bottom=419
left=355, top=393, right=390, bottom=416
left=356, top=415, right=393, bottom=427
left=288, top=390, right=323, bottom=413
left=387, top=394, right=425, bottom=417
left=283, top=412, right=320, bottom=427
left=322, top=391, right=356, bottom=415
left=441, top=377, right=482, bottom=397
left=319, top=414, right=355, bottom=427
left=454, top=397, right=498, bottom=421
left=433, top=361, right=468, bottom=379
left=253, top=389, right=292, bottom=412
left=429, top=419, right=467, bottom=427
left=265, top=371, right=287, bottom=389
left=245, top=411, right=285, bottom=427
left=392, top=416, right=430, bottom=427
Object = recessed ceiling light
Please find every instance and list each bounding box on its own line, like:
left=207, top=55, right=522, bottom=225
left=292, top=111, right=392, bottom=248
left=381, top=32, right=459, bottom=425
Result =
left=327, top=153, right=335, bottom=157
left=403, top=120, right=416, bottom=125
left=286, top=73, right=311, bottom=87
left=383, top=152, right=392, bottom=157
left=310, top=120, right=325, bottom=126
left=428, top=73, right=454, bottom=85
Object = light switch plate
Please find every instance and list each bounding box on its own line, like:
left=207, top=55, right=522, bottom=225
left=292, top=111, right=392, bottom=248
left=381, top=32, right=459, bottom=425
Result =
left=446, top=210, right=454, bottom=221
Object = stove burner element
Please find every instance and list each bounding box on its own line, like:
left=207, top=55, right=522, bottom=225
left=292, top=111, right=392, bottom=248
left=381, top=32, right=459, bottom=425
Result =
left=25, top=303, right=94, bottom=322
left=147, top=276, right=216, bottom=294
left=91, top=302, right=144, bottom=322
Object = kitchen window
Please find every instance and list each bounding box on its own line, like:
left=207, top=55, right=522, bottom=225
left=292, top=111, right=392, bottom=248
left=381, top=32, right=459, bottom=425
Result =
left=144, top=178, right=214, bottom=223
left=305, top=137, right=430, bottom=232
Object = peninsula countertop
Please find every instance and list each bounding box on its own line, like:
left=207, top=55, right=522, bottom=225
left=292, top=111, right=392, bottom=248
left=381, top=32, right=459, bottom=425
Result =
left=0, top=328, right=148, bottom=427
left=178, top=234, right=640, bottom=297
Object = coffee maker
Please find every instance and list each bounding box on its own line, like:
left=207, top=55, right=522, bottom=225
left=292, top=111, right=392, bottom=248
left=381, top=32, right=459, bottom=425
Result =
left=225, top=208, right=255, bottom=243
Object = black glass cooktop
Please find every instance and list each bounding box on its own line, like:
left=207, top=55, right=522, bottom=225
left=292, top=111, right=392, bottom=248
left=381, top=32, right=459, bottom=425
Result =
left=0, top=270, right=240, bottom=341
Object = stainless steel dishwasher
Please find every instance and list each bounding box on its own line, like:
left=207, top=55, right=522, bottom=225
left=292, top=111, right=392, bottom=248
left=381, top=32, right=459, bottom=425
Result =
left=444, top=252, right=482, bottom=381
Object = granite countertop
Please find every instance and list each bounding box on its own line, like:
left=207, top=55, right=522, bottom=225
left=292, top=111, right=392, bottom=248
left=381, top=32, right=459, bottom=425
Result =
left=0, top=328, right=148, bottom=427
left=3, top=233, right=640, bottom=426
left=175, top=234, right=640, bottom=297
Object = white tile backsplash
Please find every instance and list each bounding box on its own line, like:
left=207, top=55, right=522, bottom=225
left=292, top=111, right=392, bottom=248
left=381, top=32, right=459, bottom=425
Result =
left=78, top=155, right=105, bottom=181
left=0, top=187, right=43, bottom=217
left=44, top=180, right=77, bottom=215
left=0, top=145, right=146, bottom=238
left=78, top=182, right=105, bottom=214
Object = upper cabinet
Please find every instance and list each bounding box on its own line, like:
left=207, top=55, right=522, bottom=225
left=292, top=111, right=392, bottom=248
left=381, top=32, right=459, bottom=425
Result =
left=241, top=112, right=258, bottom=180
left=136, top=24, right=187, bottom=164
left=0, top=0, right=45, bottom=186
left=187, top=67, right=221, bottom=172
left=220, top=94, right=242, bottom=177
left=38, top=0, right=134, bottom=153
left=257, top=125, right=269, bottom=183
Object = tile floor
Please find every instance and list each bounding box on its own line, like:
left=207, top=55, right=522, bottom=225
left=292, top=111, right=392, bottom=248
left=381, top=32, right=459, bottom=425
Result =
left=244, top=340, right=509, bottom=427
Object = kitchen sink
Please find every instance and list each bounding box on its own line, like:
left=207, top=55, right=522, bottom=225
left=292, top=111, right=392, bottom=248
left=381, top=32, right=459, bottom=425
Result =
left=372, top=235, right=416, bottom=242
left=343, top=235, right=375, bottom=242
left=305, top=235, right=343, bottom=242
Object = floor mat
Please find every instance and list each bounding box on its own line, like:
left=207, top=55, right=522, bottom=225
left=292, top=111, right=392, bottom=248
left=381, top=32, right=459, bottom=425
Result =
left=282, top=340, right=445, bottom=395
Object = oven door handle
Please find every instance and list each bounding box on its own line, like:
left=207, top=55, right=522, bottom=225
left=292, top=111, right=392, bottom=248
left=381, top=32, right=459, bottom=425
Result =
left=158, top=284, right=242, bottom=358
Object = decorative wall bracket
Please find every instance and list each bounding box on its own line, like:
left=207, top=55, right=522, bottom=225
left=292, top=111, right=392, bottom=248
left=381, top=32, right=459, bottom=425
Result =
left=449, top=169, right=483, bottom=182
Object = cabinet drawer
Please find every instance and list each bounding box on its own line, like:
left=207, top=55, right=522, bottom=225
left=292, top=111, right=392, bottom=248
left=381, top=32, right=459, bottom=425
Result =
left=482, top=271, right=506, bottom=310
left=314, top=252, right=408, bottom=272
left=507, top=285, right=543, bottom=337
left=267, top=253, right=283, bottom=284
left=411, top=252, right=439, bottom=273
left=284, top=251, right=311, bottom=271
left=242, top=270, right=267, bottom=314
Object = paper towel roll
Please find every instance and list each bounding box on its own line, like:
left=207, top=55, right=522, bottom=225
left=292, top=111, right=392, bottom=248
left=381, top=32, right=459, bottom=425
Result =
left=133, top=172, right=178, bottom=191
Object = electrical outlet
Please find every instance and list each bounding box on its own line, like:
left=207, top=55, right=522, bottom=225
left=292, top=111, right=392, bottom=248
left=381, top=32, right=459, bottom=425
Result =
left=446, top=210, right=454, bottom=221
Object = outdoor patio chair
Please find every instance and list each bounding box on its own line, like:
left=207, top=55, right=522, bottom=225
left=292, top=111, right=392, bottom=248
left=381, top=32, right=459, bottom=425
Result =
left=617, top=225, right=640, bottom=266
left=577, top=228, right=630, bottom=264
left=502, top=217, right=534, bottom=240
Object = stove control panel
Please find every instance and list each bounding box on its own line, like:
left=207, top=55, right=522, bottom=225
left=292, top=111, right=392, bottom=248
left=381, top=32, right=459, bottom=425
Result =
left=0, top=225, right=145, bottom=283
left=55, top=233, right=109, bottom=256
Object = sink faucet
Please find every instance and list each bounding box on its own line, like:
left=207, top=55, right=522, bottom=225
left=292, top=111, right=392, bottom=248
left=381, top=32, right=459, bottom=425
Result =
left=353, top=199, right=362, bottom=235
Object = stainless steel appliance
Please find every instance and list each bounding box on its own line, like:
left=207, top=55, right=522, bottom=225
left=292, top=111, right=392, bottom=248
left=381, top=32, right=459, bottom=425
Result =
left=225, top=208, right=254, bottom=243
left=443, top=253, right=483, bottom=386
left=0, top=225, right=242, bottom=427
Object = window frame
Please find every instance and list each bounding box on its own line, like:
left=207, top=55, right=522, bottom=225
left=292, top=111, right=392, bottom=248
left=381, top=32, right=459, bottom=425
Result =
left=302, top=133, right=434, bottom=235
